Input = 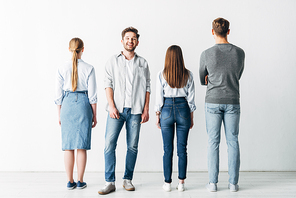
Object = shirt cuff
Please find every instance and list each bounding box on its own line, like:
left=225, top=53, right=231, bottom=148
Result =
left=189, top=104, right=196, bottom=113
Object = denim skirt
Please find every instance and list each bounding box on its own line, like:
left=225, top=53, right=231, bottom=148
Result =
left=60, top=91, right=93, bottom=150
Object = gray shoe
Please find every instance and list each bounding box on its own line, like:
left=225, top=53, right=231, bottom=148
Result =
left=206, top=183, right=217, bottom=192
left=123, top=179, right=135, bottom=191
left=228, top=183, right=239, bottom=192
left=98, top=182, right=116, bottom=195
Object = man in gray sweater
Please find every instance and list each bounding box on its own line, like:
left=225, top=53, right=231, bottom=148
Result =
left=199, top=18, right=245, bottom=192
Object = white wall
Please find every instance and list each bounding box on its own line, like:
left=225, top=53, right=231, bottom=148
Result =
left=0, top=0, right=295, bottom=172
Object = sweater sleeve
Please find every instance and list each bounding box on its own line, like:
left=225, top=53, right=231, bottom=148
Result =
left=199, top=51, right=208, bottom=85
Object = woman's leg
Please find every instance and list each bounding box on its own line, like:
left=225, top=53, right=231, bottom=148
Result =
left=77, top=149, right=87, bottom=182
left=64, top=150, right=75, bottom=182
left=176, top=104, right=191, bottom=182
left=160, top=106, right=174, bottom=183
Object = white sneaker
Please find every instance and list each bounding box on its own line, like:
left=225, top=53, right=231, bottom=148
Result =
left=228, top=183, right=239, bottom=192
left=206, top=183, right=217, bottom=192
left=98, top=182, right=116, bottom=195
left=163, top=182, right=171, bottom=192
left=123, top=179, right=135, bottom=191
left=176, top=183, right=185, bottom=191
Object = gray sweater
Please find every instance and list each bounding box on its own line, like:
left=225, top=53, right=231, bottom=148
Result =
left=199, top=43, right=245, bottom=104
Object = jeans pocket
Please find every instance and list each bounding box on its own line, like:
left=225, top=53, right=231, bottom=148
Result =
left=205, top=103, right=221, bottom=114
left=227, top=104, right=240, bottom=114
left=176, top=106, right=190, bottom=119
left=161, top=107, right=172, bottom=120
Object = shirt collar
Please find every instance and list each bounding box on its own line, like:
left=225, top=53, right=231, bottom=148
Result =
left=77, top=59, right=84, bottom=63
left=117, top=52, right=138, bottom=58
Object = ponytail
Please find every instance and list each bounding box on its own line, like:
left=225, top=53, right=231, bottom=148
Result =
left=69, top=38, right=84, bottom=92
left=71, top=49, right=78, bottom=91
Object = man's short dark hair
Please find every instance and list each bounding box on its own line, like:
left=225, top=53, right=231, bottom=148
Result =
left=121, top=27, right=140, bottom=40
left=212, top=18, right=230, bottom=37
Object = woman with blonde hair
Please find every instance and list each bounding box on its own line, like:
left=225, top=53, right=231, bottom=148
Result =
left=54, top=38, right=97, bottom=190
left=155, top=45, right=196, bottom=192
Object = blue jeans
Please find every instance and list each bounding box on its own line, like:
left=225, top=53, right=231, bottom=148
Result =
left=160, top=97, right=191, bottom=183
left=205, top=103, right=240, bottom=185
left=104, top=108, right=142, bottom=182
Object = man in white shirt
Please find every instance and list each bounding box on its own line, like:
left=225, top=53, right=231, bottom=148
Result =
left=98, top=27, right=151, bottom=195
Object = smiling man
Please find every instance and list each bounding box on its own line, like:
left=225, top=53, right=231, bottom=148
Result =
left=98, top=27, right=151, bottom=195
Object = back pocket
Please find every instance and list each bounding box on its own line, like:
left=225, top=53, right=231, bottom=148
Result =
left=176, top=105, right=190, bottom=119
left=161, top=107, right=172, bottom=120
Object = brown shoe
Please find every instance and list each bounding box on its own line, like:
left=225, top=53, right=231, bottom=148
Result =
left=123, top=179, right=135, bottom=191
left=98, top=183, right=116, bottom=195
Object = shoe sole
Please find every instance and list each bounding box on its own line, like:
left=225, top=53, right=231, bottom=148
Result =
left=77, top=184, right=87, bottom=189
left=98, top=188, right=116, bottom=195
left=123, top=185, right=135, bottom=191
left=163, top=187, right=171, bottom=192
left=67, top=185, right=77, bottom=190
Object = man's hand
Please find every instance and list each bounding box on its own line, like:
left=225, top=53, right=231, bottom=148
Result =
left=141, top=108, right=149, bottom=124
left=205, top=75, right=208, bottom=85
left=109, top=106, right=120, bottom=119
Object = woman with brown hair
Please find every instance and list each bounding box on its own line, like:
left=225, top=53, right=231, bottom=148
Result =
left=54, top=38, right=97, bottom=190
left=155, top=45, right=196, bottom=192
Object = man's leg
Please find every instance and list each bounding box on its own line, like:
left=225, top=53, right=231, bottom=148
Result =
left=104, top=113, right=125, bottom=182
left=224, top=104, right=240, bottom=185
left=205, top=103, right=223, bottom=184
left=123, top=109, right=142, bottom=181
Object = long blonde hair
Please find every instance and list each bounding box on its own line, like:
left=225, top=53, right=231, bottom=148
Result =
left=163, top=45, right=189, bottom=88
left=69, top=38, right=84, bottom=91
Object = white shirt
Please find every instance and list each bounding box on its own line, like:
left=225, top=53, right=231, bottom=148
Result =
left=124, top=58, right=134, bottom=108
left=55, top=59, right=97, bottom=105
left=104, top=53, right=151, bottom=114
left=154, top=70, right=196, bottom=112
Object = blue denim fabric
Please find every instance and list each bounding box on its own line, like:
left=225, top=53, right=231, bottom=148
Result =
left=60, top=91, right=93, bottom=150
left=205, top=103, right=240, bottom=185
left=104, top=108, right=142, bottom=182
left=160, top=97, right=191, bottom=183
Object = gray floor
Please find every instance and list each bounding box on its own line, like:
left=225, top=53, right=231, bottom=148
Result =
left=1, top=172, right=295, bottom=197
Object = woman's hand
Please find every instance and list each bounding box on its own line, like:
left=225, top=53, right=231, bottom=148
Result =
left=156, top=114, right=161, bottom=129
left=190, top=112, right=194, bottom=129
left=92, top=115, right=97, bottom=128
left=57, top=105, right=61, bottom=126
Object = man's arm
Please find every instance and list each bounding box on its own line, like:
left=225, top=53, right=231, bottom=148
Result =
left=105, top=87, right=120, bottom=119
left=199, top=51, right=208, bottom=85
left=141, top=91, right=150, bottom=124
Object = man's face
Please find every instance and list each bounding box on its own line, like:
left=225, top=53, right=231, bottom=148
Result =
left=121, top=32, right=139, bottom=52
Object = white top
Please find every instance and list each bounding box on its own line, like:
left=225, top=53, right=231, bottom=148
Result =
left=104, top=53, right=151, bottom=114
left=54, top=59, right=97, bottom=105
left=124, top=58, right=134, bottom=108
left=154, top=70, right=196, bottom=112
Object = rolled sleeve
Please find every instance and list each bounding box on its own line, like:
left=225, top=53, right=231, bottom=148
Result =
left=104, top=59, right=113, bottom=89
left=145, top=63, right=151, bottom=93
left=154, top=71, right=164, bottom=112
left=87, top=67, right=97, bottom=104
left=186, top=72, right=196, bottom=112
left=54, top=69, right=64, bottom=105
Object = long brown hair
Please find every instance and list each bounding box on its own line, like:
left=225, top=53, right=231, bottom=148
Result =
left=163, top=45, right=189, bottom=88
left=69, top=38, right=84, bottom=92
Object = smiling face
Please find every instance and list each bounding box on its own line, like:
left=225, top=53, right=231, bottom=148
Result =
left=121, top=31, right=139, bottom=52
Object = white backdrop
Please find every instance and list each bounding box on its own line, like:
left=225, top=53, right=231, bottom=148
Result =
left=0, top=0, right=295, bottom=172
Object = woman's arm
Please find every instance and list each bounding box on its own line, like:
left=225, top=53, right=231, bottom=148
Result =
left=91, top=103, right=97, bottom=128
left=57, top=105, right=61, bottom=125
